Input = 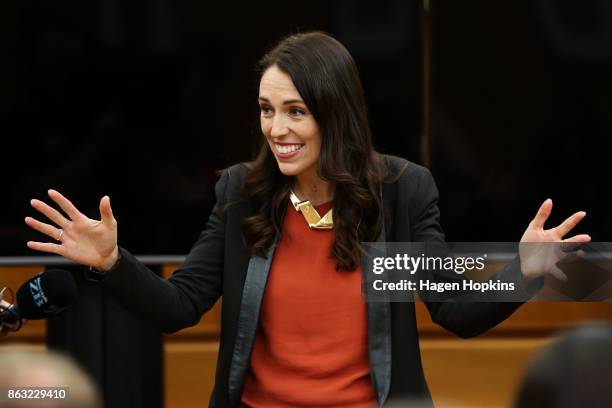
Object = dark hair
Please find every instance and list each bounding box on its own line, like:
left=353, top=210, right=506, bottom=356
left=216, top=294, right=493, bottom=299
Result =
left=515, top=323, right=612, bottom=408
left=242, top=31, right=386, bottom=270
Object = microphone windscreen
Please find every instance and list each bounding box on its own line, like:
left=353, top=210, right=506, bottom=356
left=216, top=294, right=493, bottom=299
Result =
left=16, top=269, right=78, bottom=319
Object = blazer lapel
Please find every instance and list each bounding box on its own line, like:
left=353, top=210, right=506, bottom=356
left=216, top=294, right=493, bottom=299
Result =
left=367, top=223, right=392, bottom=406
left=228, top=240, right=277, bottom=406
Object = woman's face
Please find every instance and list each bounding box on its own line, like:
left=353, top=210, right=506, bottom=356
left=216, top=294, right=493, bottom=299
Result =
left=258, top=65, right=322, bottom=178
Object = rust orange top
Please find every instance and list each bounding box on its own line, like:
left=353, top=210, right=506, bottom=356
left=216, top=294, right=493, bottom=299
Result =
left=241, top=201, right=376, bottom=407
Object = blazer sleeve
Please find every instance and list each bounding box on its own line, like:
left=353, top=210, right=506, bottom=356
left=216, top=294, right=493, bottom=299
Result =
left=396, top=164, right=540, bottom=338
left=85, top=169, right=229, bottom=333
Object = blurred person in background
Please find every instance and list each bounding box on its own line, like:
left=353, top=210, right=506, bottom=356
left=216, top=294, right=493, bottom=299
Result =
left=0, top=347, right=102, bottom=407
left=515, top=323, right=612, bottom=408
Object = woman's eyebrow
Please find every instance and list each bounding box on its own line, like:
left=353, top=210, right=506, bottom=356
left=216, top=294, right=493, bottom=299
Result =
left=258, top=96, right=304, bottom=105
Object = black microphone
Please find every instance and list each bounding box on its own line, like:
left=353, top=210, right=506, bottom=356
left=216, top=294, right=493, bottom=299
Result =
left=1, top=269, right=77, bottom=331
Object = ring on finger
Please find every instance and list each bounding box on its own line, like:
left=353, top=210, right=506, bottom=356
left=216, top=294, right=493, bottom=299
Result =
left=56, top=229, right=64, bottom=242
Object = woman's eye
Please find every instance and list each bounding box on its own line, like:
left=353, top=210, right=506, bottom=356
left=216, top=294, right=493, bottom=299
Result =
left=289, top=108, right=306, bottom=117
left=260, top=106, right=273, bottom=116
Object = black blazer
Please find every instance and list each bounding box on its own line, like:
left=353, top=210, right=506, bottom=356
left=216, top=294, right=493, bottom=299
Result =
left=91, top=155, right=535, bottom=407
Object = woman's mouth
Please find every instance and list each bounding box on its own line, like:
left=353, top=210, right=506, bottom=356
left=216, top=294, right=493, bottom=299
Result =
left=274, top=143, right=304, bottom=159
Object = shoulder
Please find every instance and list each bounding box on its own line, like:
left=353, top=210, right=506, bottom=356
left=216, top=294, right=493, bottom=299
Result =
left=378, top=154, right=439, bottom=220
left=378, top=154, right=435, bottom=188
left=219, top=162, right=252, bottom=185
left=213, top=162, right=253, bottom=204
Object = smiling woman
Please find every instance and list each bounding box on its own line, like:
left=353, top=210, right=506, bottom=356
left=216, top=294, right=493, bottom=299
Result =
left=244, top=32, right=386, bottom=272
left=23, top=31, right=590, bottom=408
left=258, top=66, right=320, bottom=181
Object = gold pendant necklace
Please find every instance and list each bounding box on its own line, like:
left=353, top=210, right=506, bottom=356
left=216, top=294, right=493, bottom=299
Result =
left=289, top=190, right=333, bottom=229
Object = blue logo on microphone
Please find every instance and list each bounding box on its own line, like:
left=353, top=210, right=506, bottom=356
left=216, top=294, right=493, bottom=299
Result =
left=29, top=277, right=48, bottom=308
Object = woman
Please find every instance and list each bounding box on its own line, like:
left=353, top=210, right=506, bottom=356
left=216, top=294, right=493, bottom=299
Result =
left=25, top=32, right=590, bottom=407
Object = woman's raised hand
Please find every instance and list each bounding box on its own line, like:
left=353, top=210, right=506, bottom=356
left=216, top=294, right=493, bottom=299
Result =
left=519, top=199, right=591, bottom=281
left=25, top=190, right=119, bottom=271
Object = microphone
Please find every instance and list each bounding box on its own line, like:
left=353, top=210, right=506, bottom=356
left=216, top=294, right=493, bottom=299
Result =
left=1, top=269, right=77, bottom=332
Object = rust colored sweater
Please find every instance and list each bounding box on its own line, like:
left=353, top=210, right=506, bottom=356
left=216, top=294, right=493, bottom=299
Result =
left=241, top=201, right=376, bottom=407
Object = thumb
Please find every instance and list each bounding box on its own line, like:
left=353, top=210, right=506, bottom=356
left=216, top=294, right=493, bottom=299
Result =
left=548, top=265, right=568, bottom=282
left=100, top=196, right=116, bottom=227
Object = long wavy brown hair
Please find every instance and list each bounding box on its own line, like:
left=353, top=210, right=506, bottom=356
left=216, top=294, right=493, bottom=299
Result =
left=242, top=32, right=387, bottom=271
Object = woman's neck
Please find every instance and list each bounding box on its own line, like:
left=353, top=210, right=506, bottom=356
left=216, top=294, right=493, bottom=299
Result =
left=293, top=169, right=333, bottom=206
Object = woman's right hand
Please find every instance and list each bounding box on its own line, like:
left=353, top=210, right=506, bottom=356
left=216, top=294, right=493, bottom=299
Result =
left=25, top=189, right=119, bottom=271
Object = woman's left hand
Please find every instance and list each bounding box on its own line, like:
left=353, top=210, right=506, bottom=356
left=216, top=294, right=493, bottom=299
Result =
left=519, top=199, right=591, bottom=281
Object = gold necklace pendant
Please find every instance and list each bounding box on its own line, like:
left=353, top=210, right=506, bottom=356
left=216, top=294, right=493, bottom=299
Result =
left=289, top=190, right=333, bottom=229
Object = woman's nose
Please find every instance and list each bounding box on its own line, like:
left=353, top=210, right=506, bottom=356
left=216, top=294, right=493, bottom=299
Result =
left=270, top=116, right=289, bottom=137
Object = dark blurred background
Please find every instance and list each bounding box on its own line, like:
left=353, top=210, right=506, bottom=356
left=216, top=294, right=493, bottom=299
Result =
left=430, top=0, right=612, bottom=241
left=1, top=0, right=609, bottom=256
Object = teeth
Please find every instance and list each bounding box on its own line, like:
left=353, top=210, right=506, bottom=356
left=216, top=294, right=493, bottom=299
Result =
left=276, top=144, right=304, bottom=154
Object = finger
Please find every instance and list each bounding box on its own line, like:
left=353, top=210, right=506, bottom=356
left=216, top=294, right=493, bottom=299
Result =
left=560, top=241, right=581, bottom=253
left=30, top=199, right=69, bottom=228
left=99, top=196, right=116, bottom=226
left=554, top=211, right=587, bottom=238
left=558, top=235, right=590, bottom=255
left=48, top=189, right=84, bottom=221
left=563, top=234, right=591, bottom=244
left=530, top=199, right=553, bottom=230
left=548, top=265, right=568, bottom=282
left=558, top=250, right=585, bottom=264
left=25, top=217, right=62, bottom=241
left=26, top=241, right=62, bottom=255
